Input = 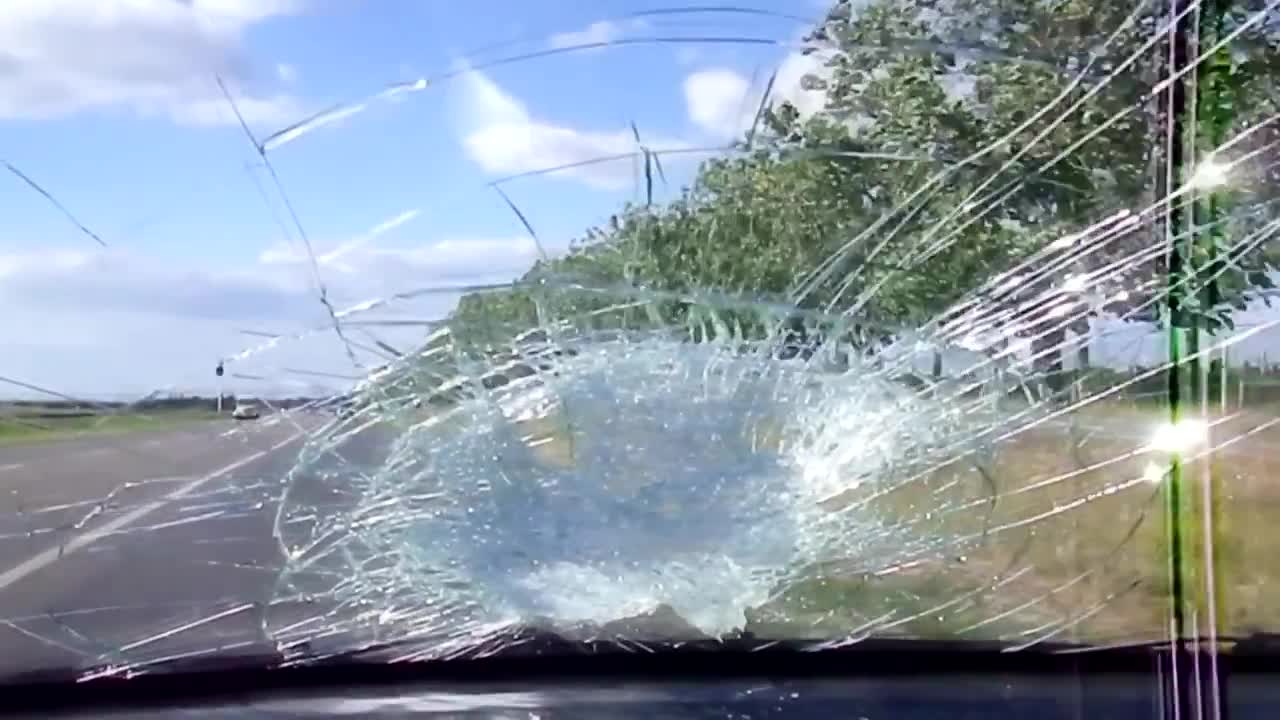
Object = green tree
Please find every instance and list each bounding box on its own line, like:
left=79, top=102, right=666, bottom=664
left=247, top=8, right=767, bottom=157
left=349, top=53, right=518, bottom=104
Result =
left=785, top=0, right=1279, bottom=391
left=446, top=0, right=1279, bottom=389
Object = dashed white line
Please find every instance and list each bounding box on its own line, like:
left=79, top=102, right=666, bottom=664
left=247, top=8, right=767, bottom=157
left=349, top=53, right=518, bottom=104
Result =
left=0, top=463, right=22, bottom=474
left=0, top=431, right=304, bottom=591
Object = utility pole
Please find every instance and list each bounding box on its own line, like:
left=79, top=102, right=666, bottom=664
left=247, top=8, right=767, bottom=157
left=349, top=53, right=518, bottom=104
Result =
left=215, top=361, right=225, bottom=414
left=1163, top=1, right=1232, bottom=718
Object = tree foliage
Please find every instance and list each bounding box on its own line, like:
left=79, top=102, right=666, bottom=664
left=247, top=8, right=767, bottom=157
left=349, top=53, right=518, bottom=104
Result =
left=447, top=0, right=1279, bottom=378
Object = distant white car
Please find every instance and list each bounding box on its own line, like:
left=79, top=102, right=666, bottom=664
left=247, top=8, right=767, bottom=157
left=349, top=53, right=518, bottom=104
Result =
left=231, top=400, right=260, bottom=420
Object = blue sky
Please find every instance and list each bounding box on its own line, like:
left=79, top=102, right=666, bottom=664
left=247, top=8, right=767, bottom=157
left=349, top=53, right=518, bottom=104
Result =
left=0, top=0, right=830, bottom=398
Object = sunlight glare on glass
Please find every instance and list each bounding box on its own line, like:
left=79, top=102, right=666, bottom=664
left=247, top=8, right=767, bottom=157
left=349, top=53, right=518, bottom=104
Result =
left=1142, top=461, right=1166, bottom=485
left=1148, top=418, right=1208, bottom=454
left=1190, top=157, right=1229, bottom=190
left=1062, top=274, right=1087, bottom=293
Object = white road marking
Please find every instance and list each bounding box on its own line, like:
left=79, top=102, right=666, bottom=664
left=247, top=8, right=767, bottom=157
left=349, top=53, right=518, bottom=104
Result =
left=0, top=432, right=304, bottom=591
left=0, top=463, right=22, bottom=474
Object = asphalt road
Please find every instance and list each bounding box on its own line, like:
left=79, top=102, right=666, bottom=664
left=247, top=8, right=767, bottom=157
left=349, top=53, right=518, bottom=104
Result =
left=0, top=412, right=380, bottom=678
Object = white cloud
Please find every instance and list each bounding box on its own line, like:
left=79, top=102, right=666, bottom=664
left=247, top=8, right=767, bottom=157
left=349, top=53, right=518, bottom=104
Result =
left=258, top=235, right=540, bottom=286
left=276, top=62, right=298, bottom=84
left=682, top=51, right=833, bottom=139
left=773, top=50, right=832, bottom=117
left=256, top=209, right=425, bottom=272
left=684, top=68, right=754, bottom=139
left=392, top=237, right=539, bottom=274
left=457, top=69, right=684, bottom=190
left=548, top=20, right=621, bottom=50
left=0, top=232, right=542, bottom=396
left=1, top=213, right=539, bottom=327
left=0, top=0, right=303, bottom=128
left=0, top=247, right=315, bottom=322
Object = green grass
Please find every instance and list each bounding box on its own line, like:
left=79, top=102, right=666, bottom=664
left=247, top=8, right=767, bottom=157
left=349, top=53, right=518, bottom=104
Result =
left=743, top=402, right=1280, bottom=645
left=0, top=408, right=223, bottom=446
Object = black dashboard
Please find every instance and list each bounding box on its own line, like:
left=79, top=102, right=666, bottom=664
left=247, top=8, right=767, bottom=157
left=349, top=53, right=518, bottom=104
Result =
left=6, top=638, right=1278, bottom=718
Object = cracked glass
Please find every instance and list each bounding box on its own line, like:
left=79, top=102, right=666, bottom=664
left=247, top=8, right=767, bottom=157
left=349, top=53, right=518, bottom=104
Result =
left=0, top=0, right=1278, bottom=688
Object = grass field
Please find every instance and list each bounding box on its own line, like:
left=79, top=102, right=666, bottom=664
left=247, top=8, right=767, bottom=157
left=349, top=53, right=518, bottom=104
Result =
left=748, top=402, right=1280, bottom=646
left=0, top=406, right=224, bottom=446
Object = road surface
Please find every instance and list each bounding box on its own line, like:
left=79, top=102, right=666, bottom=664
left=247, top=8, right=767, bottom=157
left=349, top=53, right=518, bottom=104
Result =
left=0, top=412, right=378, bottom=678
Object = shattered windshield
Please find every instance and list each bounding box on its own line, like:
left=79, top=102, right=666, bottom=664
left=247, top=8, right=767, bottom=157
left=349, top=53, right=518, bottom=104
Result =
left=1, top=0, right=1279, bottom=679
